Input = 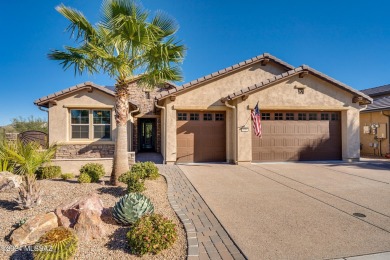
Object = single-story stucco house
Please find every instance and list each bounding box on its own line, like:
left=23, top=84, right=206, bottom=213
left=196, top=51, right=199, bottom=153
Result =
left=34, top=53, right=372, bottom=171
left=359, top=84, right=390, bottom=157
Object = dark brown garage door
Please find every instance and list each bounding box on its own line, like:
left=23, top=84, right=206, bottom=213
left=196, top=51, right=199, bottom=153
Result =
left=252, top=111, right=341, bottom=162
left=177, top=111, right=226, bottom=163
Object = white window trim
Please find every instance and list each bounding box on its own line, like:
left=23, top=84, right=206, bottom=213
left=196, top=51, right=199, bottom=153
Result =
left=69, top=109, right=112, bottom=141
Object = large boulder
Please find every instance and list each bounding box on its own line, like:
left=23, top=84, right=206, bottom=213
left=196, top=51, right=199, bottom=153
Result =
left=55, top=193, right=106, bottom=240
left=0, top=171, right=22, bottom=192
left=10, top=212, right=58, bottom=246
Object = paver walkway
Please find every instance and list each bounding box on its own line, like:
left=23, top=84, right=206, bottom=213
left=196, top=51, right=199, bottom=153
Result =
left=158, top=165, right=246, bottom=260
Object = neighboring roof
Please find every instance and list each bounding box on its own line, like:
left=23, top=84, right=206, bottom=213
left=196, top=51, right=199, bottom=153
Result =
left=155, top=53, right=295, bottom=101
left=221, top=65, right=372, bottom=104
left=34, top=82, right=138, bottom=108
left=360, top=84, right=390, bottom=97
left=362, top=96, right=390, bottom=112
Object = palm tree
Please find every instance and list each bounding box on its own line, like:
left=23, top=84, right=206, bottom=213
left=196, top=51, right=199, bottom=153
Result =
left=48, top=0, right=185, bottom=185
left=0, top=141, right=57, bottom=209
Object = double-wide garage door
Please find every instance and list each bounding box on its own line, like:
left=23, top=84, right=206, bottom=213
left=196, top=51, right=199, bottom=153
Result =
left=252, top=111, right=341, bottom=162
left=177, top=111, right=226, bottom=163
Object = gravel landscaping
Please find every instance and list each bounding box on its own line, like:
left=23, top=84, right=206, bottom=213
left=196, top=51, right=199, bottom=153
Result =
left=0, top=174, right=186, bottom=259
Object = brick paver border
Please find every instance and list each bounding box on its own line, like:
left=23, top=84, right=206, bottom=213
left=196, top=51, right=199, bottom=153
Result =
left=159, top=165, right=247, bottom=260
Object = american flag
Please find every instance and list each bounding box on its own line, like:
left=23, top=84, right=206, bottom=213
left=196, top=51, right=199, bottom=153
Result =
left=251, top=102, right=262, bottom=137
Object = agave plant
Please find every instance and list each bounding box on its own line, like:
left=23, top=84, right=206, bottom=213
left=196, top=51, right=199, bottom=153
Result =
left=34, top=227, right=78, bottom=260
left=0, top=141, right=57, bottom=209
left=112, top=193, right=154, bottom=225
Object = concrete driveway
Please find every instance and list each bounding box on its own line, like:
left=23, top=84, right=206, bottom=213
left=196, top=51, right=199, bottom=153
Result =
left=179, top=160, right=390, bottom=260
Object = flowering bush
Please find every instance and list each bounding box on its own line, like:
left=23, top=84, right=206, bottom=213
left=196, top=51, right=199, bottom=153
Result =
left=127, top=214, right=177, bottom=255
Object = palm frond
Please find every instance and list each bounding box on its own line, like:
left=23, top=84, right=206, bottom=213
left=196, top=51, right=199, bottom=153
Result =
left=101, top=0, right=148, bottom=30
left=56, top=4, right=97, bottom=42
left=48, top=47, right=99, bottom=76
left=151, top=10, right=178, bottom=37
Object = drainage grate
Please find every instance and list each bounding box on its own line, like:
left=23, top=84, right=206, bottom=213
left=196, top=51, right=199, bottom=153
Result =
left=353, top=213, right=366, bottom=218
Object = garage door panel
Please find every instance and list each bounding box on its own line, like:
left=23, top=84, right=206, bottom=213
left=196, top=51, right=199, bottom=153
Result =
left=177, top=111, right=226, bottom=163
left=252, top=111, right=341, bottom=162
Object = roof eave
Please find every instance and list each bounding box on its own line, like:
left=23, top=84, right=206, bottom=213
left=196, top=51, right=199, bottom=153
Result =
left=222, top=66, right=373, bottom=105
left=156, top=53, right=295, bottom=101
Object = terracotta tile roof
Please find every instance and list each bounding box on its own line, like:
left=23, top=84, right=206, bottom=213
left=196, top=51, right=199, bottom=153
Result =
left=34, top=82, right=138, bottom=108
left=363, top=96, right=390, bottom=112
left=221, top=65, right=372, bottom=104
left=155, top=53, right=294, bottom=101
left=360, top=84, right=390, bottom=97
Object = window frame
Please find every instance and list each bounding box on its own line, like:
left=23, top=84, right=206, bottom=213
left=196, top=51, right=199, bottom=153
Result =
left=309, top=113, right=318, bottom=121
left=274, top=112, right=283, bottom=120
left=190, top=113, right=200, bottom=121
left=261, top=113, right=271, bottom=120
left=69, top=109, right=112, bottom=141
left=177, top=112, right=187, bottom=121
left=203, top=113, right=213, bottom=121
left=285, top=112, right=295, bottom=120
left=215, top=113, right=224, bottom=121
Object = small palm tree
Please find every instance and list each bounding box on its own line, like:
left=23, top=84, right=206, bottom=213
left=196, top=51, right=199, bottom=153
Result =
left=48, top=0, right=185, bottom=185
left=0, top=141, right=57, bottom=209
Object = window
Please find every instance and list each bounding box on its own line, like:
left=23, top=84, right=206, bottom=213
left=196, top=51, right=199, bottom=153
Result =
left=71, top=110, right=89, bottom=139
left=321, top=113, right=329, bottom=120
left=286, top=113, right=294, bottom=120
left=177, top=113, right=187, bottom=121
left=203, top=113, right=213, bottom=121
left=70, top=109, right=111, bottom=140
left=298, top=113, right=307, bottom=120
left=215, top=113, right=224, bottom=121
left=331, top=113, right=339, bottom=121
left=261, top=113, right=270, bottom=120
left=274, top=113, right=283, bottom=120
left=93, top=110, right=111, bottom=139
left=309, top=113, right=317, bottom=120
left=190, top=113, right=199, bottom=121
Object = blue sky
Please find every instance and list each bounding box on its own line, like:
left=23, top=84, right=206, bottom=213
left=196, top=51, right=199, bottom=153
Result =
left=1, top=0, right=389, bottom=126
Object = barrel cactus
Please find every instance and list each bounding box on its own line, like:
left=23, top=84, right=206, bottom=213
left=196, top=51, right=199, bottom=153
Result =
left=33, top=227, right=78, bottom=260
left=112, top=193, right=154, bottom=225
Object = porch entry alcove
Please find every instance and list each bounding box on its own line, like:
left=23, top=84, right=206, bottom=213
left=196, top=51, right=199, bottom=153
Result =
left=138, top=118, right=157, bottom=152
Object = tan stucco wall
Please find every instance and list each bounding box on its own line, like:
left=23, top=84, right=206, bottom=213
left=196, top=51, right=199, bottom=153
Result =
left=240, top=75, right=362, bottom=161
left=163, top=66, right=363, bottom=162
left=48, top=88, right=117, bottom=144
left=164, top=62, right=287, bottom=163
left=51, top=158, right=114, bottom=175
left=360, top=111, right=389, bottom=156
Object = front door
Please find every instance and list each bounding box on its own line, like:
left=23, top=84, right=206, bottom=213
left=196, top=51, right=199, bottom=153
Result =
left=139, top=118, right=156, bottom=152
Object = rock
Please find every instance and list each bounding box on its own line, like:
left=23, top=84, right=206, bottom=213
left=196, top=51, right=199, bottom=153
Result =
left=0, top=171, right=22, bottom=192
left=10, top=212, right=58, bottom=246
left=55, top=193, right=106, bottom=240
left=74, top=210, right=106, bottom=240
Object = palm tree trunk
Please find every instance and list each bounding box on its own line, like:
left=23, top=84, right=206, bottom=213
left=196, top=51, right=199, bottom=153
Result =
left=111, top=83, right=130, bottom=185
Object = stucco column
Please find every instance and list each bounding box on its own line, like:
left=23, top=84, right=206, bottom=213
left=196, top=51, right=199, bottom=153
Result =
left=342, top=108, right=360, bottom=161
left=165, top=102, right=177, bottom=164
left=237, top=100, right=252, bottom=163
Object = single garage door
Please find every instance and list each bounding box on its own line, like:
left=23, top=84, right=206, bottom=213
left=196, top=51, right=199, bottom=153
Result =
left=252, top=111, right=341, bottom=162
left=177, top=111, right=226, bottom=163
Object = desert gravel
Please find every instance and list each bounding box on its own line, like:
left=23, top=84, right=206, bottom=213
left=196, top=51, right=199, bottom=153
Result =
left=0, top=175, right=186, bottom=260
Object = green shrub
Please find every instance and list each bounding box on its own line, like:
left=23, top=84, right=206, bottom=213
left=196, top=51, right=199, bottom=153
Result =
left=61, top=173, right=74, bottom=180
left=78, top=173, right=92, bottom=183
left=36, top=166, right=62, bottom=179
left=142, top=161, right=159, bottom=180
left=130, top=163, right=147, bottom=179
left=118, top=171, right=133, bottom=184
left=127, top=173, right=145, bottom=193
left=79, top=163, right=105, bottom=182
left=34, top=227, right=78, bottom=260
left=127, top=214, right=177, bottom=255
left=122, top=162, right=159, bottom=181
left=112, top=193, right=154, bottom=225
